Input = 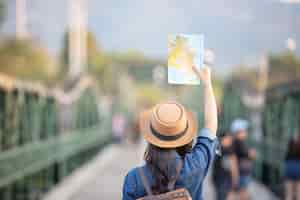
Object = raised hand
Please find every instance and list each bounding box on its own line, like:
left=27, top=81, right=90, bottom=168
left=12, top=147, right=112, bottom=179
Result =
left=192, top=65, right=212, bottom=86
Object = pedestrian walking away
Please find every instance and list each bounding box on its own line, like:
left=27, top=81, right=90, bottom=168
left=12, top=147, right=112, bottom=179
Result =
left=231, top=119, right=256, bottom=200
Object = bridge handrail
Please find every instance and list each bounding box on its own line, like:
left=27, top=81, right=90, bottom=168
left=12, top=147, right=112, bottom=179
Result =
left=0, top=123, right=111, bottom=188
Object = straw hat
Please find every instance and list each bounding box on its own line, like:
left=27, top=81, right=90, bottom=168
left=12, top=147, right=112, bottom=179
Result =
left=139, top=101, right=198, bottom=148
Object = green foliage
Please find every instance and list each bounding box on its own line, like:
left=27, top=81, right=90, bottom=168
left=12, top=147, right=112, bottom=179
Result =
left=268, top=51, right=300, bottom=86
left=60, top=31, right=114, bottom=91
left=229, top=65, right=259, bottom=90
left=109, top=50, right=150, bottom=67
left=220, top=85, right=247, bottom=131
left=60, top=31, right=106, bottom=74
left=136, top=84, right=166, bottom=105
left=0, top=38, right=57, bottom=81
left=212, top=78, right=224, bottom=103
left=109, top=51, right=164, bottom=82
left=227, top=52, right=300, bottom=91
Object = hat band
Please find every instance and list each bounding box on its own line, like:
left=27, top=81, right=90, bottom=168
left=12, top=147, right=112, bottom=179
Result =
left=150, top=122, right=189, bottom=141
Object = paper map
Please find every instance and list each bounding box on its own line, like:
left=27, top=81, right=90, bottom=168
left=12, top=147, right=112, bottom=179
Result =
left=168, top=34, right=204, bottom=85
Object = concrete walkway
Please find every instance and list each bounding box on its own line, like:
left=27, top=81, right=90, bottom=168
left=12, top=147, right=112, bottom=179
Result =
left=43, top=142, right=277, bottom=200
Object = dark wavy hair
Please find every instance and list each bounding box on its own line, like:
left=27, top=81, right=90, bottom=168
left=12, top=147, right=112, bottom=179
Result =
left=144, top=141, right=193, bottom=194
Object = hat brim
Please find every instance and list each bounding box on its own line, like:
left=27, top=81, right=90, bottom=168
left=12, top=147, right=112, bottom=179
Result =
left=139, top=109, right=198, bottom=148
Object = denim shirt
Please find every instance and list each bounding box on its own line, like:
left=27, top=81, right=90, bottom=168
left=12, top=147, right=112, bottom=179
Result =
left=122, top=128, right=218, bottom=200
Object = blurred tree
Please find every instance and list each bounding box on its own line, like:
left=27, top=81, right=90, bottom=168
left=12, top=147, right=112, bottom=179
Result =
left=0, top=38, right=57, bottom=82
left=230, top=66, right=258, bottom=90
left=226, top=52, right=300, bottom=91
left=136, top=84, right=165, bottom=106
left=109, top=50, right=164, bottom=83
left=110, top=50, right=149, bottom=67
left=268, top=51, right=300, bottom=86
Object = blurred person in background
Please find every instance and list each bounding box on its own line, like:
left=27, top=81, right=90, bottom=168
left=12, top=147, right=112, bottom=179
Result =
left=122, top=66, right=218, bottom=200
left=231, top=119, right=256, bottom=200
left=112, top=112, right=127, bottom=143
left=127, top=116, right=141, bottom=144
left=212, top=129, right=239, bottom=200
left=284, top=132, right=300, bottom=200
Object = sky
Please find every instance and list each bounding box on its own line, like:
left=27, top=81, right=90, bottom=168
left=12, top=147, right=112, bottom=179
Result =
left=1, top=0, right=300, bottom=73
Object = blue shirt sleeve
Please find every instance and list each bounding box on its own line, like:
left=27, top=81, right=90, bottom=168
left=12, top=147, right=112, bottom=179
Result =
left=182, top=128, right=218, bottom=177
left=122, top=170, right=137, bottom=200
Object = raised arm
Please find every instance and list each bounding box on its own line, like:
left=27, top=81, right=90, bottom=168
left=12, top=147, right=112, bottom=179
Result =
left=192, top=65, right=218, bottom=135
left=181, top=66, right=218, bottom=177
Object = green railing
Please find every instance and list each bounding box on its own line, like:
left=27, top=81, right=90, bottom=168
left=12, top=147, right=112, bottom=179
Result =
left=219, top=81, right=248, bottom=132
left=0, top=125, right=111, bottom=188
left=258, top=81, right=300, bottom=195
left=0, top=75, right=112, bottom=200
left=219, top=80, right=267, bottom=188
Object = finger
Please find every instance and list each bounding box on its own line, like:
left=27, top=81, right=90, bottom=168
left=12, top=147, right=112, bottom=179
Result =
left=193, top=65, right=204, bottom=79
left=192, top=65, right=200, bottom=75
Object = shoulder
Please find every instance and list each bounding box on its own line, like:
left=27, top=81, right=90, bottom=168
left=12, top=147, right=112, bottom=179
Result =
left=124, top=165, right=148, bottom=189
left=124, top=167, right=139, bottom=185
left=123, top=167, right=139, bottom=199
left=182, top=129, right=218, bottom=173
left=197, top=128, right=217, bottom=141
left=195, top=128, right=218, bottom=148
left=123, top=166, right=148, bottom=199
left=194, top=128, right=218, bottom=151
